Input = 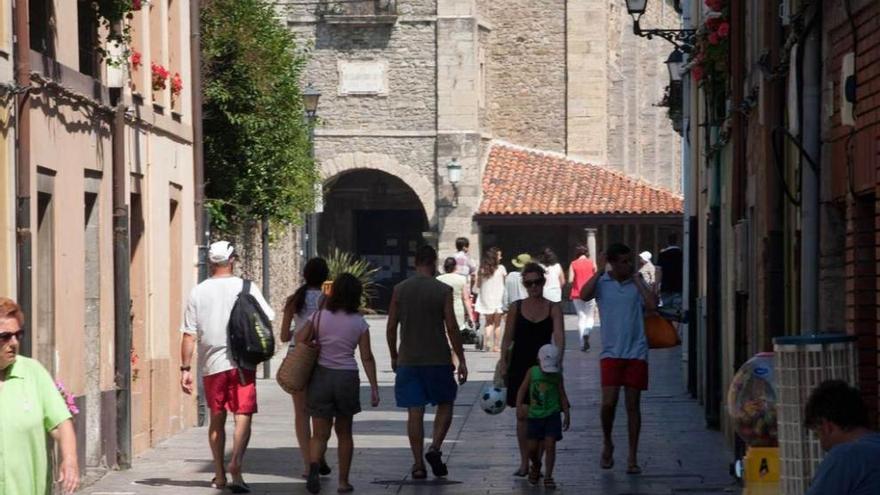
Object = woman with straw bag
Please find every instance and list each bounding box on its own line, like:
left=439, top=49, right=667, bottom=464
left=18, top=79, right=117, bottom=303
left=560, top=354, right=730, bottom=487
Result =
left=279, top=257, right=330, bottom=478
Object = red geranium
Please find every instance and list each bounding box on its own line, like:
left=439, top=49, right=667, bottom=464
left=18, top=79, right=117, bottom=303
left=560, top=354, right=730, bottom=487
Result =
left=705, top=0, right=724, bottom=12
left=692, top=64, right=704, bottom=82
left=716, top=22, right=730, bottom=38
left=132, top=0, right=143, bottom=10
left=705, top=17, right=722, bottom=31
left=151, top=62, right=169, bottom=91
left=708, top=32, right=720, bottom=45
left=171, top=72, right=183, bottom=96
left=130, top=50, right=142, bottom=68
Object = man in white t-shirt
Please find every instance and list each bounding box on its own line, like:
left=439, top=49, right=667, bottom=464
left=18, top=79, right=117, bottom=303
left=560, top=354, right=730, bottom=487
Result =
left=180, top=241, right=274, bottom=492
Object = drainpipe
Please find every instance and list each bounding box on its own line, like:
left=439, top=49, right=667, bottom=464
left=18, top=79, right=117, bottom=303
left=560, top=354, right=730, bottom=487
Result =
left=109, top=19, right=132, bottom=468
left=800, top=5, right=821, bottom=335
left=13, top=0, right=32, bottom=356
left=191, top=0, right=208, bottom=426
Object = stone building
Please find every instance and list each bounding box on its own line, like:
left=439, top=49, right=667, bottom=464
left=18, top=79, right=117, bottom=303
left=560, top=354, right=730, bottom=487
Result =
left=281, top=0, right=683, bottom=308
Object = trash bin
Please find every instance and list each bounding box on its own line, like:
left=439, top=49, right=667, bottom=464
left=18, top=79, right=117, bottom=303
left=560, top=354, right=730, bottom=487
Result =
left=772, top=334, right=857, bottom=495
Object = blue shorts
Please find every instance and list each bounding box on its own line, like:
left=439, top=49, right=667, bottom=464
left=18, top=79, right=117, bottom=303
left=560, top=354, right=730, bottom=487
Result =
left=395, top=365, right=458, bottom=408
left=527, top=412, right=563, bottom=441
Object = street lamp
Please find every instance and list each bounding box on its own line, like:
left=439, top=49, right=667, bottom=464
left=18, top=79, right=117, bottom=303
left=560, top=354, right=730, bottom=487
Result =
left=665, top=48, right=684, bottom=83
left=303, top=83, right=322, bottom=260
left=447, top=158, right=462, bottom=207
left=303, top=83, right=321, bottom=119
left=624, top=0, right=695, bottom=51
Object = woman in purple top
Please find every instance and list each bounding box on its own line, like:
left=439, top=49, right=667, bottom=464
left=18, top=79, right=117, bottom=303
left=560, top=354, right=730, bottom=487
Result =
left=296, top=273, right=380, bottom=494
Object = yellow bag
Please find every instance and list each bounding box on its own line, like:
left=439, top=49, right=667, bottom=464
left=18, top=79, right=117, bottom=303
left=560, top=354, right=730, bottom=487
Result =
left=644, top=314, right=680, bottom=349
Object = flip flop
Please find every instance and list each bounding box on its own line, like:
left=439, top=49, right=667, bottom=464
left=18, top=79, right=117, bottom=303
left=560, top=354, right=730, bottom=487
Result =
left=337, top=484, right=354, bottom=493
left=527, top=464, right=541, bottom=485
left=626, top=464, right=643, bottom=475
left=411, top=465, right=428, bottom=480
left=513, top=468, right=528, bottom=477
left=228, top=481, right=251, bottom=494
left=425, top=449, right=448, bottom=477
left=600, top=445, right=614, bottom=470
left=544, top=477, right=557, bottom=490
left=210, top=477, right=226, bottom=489
left=306, top=464, right=321, bottom=494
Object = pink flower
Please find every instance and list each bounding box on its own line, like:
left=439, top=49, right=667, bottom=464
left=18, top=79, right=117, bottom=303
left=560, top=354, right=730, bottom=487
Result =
left=692, top=64, right=704, bottom=81
left=705, top=17, right=722, bottom=31
left=705, top=0, right=724, bottom=12
left=708, top=32, right=720, bottom=45
left=171, top=73, right=183, bottom=96
left=132, top=0, right=143, bottom=10
left=151, top=63, right=169, bottom=91
left=130, top=51, right=142, bottom=68
left=717, top=22, right=730, bottom=38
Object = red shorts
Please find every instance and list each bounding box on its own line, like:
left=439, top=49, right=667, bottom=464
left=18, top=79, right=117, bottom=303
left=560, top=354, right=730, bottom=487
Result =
left=203, top=368, right=258, bottom=414
left=600, top=358, right=648, bottom=390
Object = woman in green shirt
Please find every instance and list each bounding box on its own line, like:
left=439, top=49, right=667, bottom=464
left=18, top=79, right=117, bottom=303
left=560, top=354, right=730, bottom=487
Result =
left=0, top=297, right=79, bottom=495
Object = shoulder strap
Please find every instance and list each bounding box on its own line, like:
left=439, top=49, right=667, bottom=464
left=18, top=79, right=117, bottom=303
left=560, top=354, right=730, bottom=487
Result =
left=242, top=279, right=251, bottom=295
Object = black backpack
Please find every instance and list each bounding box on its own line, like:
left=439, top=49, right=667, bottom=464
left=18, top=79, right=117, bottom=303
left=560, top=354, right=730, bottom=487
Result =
left=227, top=280, right=275, bottom=367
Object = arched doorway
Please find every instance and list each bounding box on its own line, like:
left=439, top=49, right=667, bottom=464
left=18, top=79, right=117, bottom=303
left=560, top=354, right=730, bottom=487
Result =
left=319, top=169, right=430, bottom=311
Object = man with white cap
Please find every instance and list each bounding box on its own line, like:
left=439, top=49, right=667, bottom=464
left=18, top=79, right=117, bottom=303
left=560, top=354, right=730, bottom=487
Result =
left=180, top=241, right=275, bottom=493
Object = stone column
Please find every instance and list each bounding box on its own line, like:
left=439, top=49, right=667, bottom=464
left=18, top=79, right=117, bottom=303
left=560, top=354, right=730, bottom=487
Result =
left=436, top=0, right=482, bottom=258
left=585, top=228, right=597, bottom=261
left=566, top=0, right=608, bottom=163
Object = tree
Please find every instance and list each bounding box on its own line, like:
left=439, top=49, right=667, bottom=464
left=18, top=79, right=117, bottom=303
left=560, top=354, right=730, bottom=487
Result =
left=202, top=0, right=317, bottom=232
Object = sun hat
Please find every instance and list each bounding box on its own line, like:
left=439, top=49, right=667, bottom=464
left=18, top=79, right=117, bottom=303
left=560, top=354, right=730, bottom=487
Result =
left=639, top=251, right=652, bottom=262
left=538, top=343, right=561, bottom=373
left=208, top=241, right=235, bottom=263
left=511, top=253, right=532, bottom=268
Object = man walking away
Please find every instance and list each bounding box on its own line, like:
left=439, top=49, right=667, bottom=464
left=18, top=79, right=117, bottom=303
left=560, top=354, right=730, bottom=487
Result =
left=568, top=246, right=596, bottom=351
left=387, top=245, right=468, bottom=479
left=453, top=237, right=477, bottom=291
left=804, top=380, right=880, bottom=495
left=180, top=241, right=275, bottom=493
left=580, top=243, right=657, bottom=475
left=655, top=234, right=683, bottom=323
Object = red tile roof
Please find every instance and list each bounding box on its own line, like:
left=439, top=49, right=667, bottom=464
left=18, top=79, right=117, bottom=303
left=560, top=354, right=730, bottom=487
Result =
left=477, top=143, right=684, bottom=217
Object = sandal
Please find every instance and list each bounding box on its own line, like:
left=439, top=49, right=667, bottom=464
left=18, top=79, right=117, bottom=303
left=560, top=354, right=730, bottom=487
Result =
left=544, top=477, right=557, bottom=490
left=210, top=477, right=226, bottom=489
left=626, top=464, right=642, bottom=475
left=528, top=463, right=542, bottom=485
left=319, top=457, right=332, bottom=476
left=411, top=465, right=428, bottom=480
left=425, top=449, right=448, bottom=477
left=513, top=468, right=528, bottom=477
left=337, top=483, right=354, bottom=493
left=228, top=481, right=251, bottom=494
left=600, top=444, right=614, bottom=470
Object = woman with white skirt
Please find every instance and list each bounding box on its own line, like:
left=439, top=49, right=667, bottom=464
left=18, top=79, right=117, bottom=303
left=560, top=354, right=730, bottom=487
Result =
left=475, top=246, right=507, bottom=352
left=539, top=248, right=566, bottom=303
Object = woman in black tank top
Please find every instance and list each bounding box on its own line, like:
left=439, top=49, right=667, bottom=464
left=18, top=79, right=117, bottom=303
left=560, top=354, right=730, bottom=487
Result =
left=499, top=263, right=565, bottom=477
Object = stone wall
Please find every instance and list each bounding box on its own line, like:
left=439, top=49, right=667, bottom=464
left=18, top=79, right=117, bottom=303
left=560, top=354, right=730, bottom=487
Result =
left=486, top=0, right=567, bottom=152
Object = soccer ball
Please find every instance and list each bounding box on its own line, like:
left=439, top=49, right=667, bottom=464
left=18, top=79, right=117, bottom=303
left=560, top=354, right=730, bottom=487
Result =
left=480, top=385, right=506, bottom=415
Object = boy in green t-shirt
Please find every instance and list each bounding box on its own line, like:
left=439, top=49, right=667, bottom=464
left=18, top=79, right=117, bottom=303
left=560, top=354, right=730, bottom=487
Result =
left=516, top=343, right=571, bottom=489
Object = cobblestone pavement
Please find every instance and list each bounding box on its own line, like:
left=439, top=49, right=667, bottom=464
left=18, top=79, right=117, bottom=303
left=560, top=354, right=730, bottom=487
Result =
left=87, top=316, right=741, bottom=494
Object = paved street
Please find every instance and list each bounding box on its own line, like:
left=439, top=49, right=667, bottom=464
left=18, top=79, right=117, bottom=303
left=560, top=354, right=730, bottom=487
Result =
left=87, top=316, right=740, bottom=494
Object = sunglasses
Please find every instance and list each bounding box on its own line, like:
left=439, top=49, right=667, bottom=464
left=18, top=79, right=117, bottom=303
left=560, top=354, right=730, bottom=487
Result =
left=0, top=330, right=24, bottom=343
left=523, top=278, right=545, bottom=288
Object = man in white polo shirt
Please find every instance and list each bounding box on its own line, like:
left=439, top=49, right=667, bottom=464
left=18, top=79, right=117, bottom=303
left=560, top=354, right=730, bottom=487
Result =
left=580, top=243, right=657, bottom=476
left=180, top=241, right=274, bottom=493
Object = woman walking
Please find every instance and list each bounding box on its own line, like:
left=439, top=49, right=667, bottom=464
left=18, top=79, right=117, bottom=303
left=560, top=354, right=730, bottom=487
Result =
left=280, top=257, right=330, bottom=478
left=296, top=273, right=380, bottom=494
left=437, top=257, right=474, bottom=333
left=475, top=247, right=507, bottom=352
left=539, top=248, right=566, bottom=303
left=0, top=297, right=80, bottom=495
left=499, top=263, right=565, bottom=478
left=568, top=246, right=597, bottom=351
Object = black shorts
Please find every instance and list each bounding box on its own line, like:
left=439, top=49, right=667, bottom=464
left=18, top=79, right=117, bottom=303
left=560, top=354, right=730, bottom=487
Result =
left=527, top=412, right=563, bottom=441
left=307, top=365, right=361, bottom=418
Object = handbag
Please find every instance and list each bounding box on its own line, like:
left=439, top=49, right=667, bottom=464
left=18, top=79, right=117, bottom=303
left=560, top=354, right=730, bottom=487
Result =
left=276, top=307, right=323, bottom=394
left=644, top=314, right=681, bottom=349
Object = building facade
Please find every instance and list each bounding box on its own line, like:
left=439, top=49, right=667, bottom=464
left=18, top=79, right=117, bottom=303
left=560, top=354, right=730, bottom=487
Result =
left=6, top=0, right=198, bottom=473
left=0, top=0, right=14, bottom=297
left=281, top=0, right=683, bottom=308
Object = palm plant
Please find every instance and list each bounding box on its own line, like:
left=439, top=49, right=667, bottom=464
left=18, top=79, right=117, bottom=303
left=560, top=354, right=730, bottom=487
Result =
left=324, top=247, right=379, bottom=310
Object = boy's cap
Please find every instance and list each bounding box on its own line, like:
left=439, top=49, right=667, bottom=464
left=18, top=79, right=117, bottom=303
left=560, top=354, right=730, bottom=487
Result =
left=538, top=343, right=561, bottom=373
left=639, top=251, right=652, bottom=262
left=208, top=241, right=235, bottom=263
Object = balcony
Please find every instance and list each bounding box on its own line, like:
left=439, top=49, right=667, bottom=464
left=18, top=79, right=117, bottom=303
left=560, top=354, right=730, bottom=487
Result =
left=317, top=0, right=398, bottom=26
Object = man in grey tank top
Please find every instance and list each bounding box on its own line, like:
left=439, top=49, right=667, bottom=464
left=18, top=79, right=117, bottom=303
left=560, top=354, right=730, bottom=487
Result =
left=387, top=245, right=468, bottom=479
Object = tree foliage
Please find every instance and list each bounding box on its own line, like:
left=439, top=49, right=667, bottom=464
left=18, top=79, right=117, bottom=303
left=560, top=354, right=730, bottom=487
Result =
left=202, top=0, right=317, bottom=232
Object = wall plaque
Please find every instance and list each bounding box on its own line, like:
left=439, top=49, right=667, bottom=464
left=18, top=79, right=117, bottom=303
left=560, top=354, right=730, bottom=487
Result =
left=338, top=60, right=388, bottom=96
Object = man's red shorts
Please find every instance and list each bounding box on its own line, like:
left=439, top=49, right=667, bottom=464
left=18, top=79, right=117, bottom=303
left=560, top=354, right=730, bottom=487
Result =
left=600, top=358, right=649, bottom=390
left=203, top=368, right=258, bottom=414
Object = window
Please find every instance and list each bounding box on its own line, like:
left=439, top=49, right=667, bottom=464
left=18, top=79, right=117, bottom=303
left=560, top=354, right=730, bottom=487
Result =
left=29, top=0, right=53, bottom=56
left=77, top=0, right=98, bottom=77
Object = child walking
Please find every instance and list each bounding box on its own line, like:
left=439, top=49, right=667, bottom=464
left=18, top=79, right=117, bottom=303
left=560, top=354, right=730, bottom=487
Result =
left=516, top=343, right=571, bottom=489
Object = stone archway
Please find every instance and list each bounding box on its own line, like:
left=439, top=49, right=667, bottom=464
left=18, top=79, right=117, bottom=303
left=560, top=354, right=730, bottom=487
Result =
left=321, top=152, right=436, bottom=225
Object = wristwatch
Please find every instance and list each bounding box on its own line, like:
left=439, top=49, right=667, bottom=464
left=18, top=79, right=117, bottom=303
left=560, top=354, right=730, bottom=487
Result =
left=179, top=365, right=191, bottom=372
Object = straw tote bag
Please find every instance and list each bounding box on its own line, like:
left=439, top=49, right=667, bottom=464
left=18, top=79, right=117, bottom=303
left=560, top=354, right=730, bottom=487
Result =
left=277, top=308, right=323, bottom=394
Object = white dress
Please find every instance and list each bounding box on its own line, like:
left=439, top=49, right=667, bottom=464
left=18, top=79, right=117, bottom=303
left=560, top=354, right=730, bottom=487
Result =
left=475, top=265, right=507, bottom=314
left=541, top=263, right=564, bottom=303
